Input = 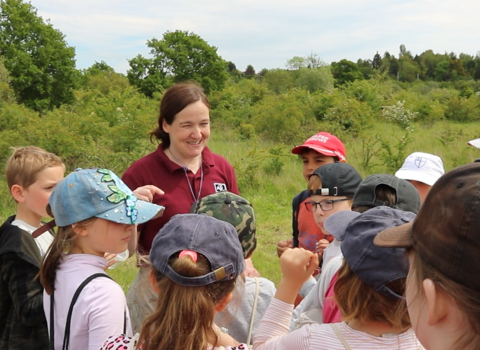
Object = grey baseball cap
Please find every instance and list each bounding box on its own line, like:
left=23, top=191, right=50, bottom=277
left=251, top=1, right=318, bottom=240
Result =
left=150, top=214, right=246, bottom=287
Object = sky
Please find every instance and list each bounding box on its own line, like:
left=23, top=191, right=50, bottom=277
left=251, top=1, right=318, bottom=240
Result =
left=31, top=0, right=480, bottom=74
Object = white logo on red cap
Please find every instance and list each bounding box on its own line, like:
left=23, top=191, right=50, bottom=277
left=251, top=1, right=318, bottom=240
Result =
left=307, top=134, right=329, bottom=143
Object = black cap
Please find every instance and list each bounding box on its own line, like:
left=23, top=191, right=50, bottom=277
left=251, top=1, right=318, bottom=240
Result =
left=308, top=163, right=362, bottom=197
left=352, top=174, right=421, bottom=213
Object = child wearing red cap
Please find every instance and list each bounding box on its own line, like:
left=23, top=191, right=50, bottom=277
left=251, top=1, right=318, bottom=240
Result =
left=277, top=132, right=347, bottom=259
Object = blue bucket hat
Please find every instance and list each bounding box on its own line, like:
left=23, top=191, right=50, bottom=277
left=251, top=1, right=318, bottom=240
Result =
left=150, top=213, right=246, bottom=287
left=341, top=206, right=416, bottom=299
left=49, top=168, right=164, bottom=226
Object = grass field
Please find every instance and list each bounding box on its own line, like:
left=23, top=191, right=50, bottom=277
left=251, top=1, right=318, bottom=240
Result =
left=2, top=120, right=480, bottom=291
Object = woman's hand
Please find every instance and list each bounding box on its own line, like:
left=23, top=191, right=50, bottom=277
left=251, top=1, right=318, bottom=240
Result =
left=133, top=185, right=164, bottom=202
left=275, top=248, right=319, bottom=304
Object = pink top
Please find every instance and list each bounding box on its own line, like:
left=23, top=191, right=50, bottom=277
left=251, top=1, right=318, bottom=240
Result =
left=323, top=272, right=341, bottom=323
left=254, top=299, right=423, bottom=350
left=44, top=254, right=132, bottom=350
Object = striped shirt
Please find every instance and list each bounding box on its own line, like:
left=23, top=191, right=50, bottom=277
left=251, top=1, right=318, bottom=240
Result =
left=254, top=299, right=423, bottom=350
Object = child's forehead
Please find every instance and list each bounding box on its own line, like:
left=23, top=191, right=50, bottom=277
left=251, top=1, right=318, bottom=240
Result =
left=309, top=194, right=349, bottom=201
left=300, top=149, right=336, bottom=160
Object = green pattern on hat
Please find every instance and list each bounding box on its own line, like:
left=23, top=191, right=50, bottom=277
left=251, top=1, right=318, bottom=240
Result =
left=191, top=192, right=256, bottom=258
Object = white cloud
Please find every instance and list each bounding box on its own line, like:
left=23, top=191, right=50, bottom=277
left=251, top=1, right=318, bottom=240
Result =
left=29, top=0, right=480, bottom=73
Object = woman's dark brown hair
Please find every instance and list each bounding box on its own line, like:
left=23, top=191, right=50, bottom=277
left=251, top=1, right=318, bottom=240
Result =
left=150, top=82, right=210, bottom=148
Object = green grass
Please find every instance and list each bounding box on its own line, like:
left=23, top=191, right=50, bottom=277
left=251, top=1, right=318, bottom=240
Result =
left=2, top=120, right=480, bottom=291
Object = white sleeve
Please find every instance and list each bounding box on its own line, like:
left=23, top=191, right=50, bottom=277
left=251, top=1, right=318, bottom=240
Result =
left=290, top=255, right=343, bottom=331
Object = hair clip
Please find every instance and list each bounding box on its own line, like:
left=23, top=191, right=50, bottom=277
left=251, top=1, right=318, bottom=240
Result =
left=179, top=250, right=198, bottom=262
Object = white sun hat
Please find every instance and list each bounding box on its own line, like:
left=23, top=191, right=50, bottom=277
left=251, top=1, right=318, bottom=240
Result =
left=395, top=152, right=445, bottom=187
left=468, top=138, right=480, bottom=149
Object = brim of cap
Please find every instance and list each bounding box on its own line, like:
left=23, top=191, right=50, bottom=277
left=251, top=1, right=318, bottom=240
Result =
left=324, top=211, right=361, bottom=241
left=394, top=169, right=438, bottom=186
left=468, top=138, right=480, bottom=149
left=291, top=145, right=345, bottom=161
left=374, top=221, right=413, bottom=248
left=98, top=201, right=164, bottom=225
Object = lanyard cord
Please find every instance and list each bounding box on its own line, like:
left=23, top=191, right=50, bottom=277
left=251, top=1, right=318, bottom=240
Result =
left=168, top=148, right=204, bottom=202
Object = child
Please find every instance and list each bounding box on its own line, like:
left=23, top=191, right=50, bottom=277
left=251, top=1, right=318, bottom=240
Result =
left=291, top=174, right=421, bottom=328
left=192, top=191, right=276, bottom=344
left=395, top=151, right=444, bottom=202
left=100, top=214, right=250, bottom=350
left=303, top=162, right=362, bottom=265
left=277, top=132, right=347, bottom=257
left=254, top=207, right=423, bottom=349
left=0, top=146, right=64, bottom=350
left=39, top=168, right=164, bottom=350
left=375, top=163, right=480, bottom=350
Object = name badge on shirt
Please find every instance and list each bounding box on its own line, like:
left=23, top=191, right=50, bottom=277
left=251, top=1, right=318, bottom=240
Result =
left=214, top=183, right=227, bottom=192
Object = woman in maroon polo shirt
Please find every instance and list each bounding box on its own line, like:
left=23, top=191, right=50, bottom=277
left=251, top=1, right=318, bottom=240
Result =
left=122, top=82, right=254, bottom=333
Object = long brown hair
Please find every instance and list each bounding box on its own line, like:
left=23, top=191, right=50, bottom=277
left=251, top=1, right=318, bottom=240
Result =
left=150, top=82, right=210, bottom=148
left=39, top=204, right=96, bottom=295
left=138, top=254, right=237, bottom=350
left=335, top=259, right=411, bottom=330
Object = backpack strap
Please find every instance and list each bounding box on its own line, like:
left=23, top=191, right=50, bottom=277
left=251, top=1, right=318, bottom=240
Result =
left=49, top=273, right=114, bottom=350
left=246, top=277, right=260, bottom=346
left=292, top=190, right=309, bottom=247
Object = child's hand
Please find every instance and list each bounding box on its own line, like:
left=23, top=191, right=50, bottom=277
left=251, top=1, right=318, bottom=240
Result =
left=276, top=238, right=294, bottom=258
left=315, top=239, right=330, bottom=260
left=133, top=185, right=164, bottom=202
left=244, top=257, right=261, bottom=277
left=275, top=248, right=319, bottom=304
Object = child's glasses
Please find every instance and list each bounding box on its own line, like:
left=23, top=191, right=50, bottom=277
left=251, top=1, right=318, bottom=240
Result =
left=305, top=198, right=351, bottom=212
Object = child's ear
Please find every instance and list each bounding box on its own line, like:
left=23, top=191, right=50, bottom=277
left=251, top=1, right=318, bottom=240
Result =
left=423, top=278, right=448, bottom=326
left=11, top=184, right=25, bottom=203
left=214, top=292, right=234, bottom=313
left=72, top=223, right=87, bottom=236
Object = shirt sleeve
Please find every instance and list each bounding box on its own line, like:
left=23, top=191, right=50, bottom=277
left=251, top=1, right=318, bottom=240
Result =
left=254, top=298, right=313, bottom=350
left=1, top=253, right=45, bottom=326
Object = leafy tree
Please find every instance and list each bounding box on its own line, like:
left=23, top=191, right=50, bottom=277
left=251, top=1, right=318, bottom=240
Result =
left=331, top=59, right=363, bottom=87
left=372, top=52, right=382, bottom=70
left=286, top=56, right=305, bottom=70
left=86, top=61, right=115, bottom=75
left=263, top=69, right=295, bottom=93
left=295, top=67, right=333, bottom=92
left=304, top=52, right=326, bottom=69
left=244, top=64, right=256, bottom=78
left=127, top=30, right=228, bottom=96
left=286, top=52, right=325, bottom=70
left=0, top=56, right=15, bottom=105
left=0, top=0, right=79, bottom=111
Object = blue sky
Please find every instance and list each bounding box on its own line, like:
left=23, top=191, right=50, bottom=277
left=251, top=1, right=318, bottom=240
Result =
left=32, top=0, right=480, bottom=74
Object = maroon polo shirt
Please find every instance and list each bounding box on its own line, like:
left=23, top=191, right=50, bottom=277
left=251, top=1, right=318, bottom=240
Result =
left=122, top=145, right=239, bottom=254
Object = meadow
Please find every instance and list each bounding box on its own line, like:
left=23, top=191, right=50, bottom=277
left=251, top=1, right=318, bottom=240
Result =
left=2, top=118, right=478, bottom=292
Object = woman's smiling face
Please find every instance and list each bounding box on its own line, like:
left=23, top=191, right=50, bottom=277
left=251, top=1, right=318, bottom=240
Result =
left=162, top=100, right=210, bottom=162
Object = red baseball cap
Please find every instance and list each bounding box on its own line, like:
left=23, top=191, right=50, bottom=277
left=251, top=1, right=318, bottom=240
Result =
left=291, top=132, right=346, bottom=161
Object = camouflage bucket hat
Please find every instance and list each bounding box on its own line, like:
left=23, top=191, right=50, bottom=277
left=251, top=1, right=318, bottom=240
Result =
left=190, top=192, right=256, bottom=258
